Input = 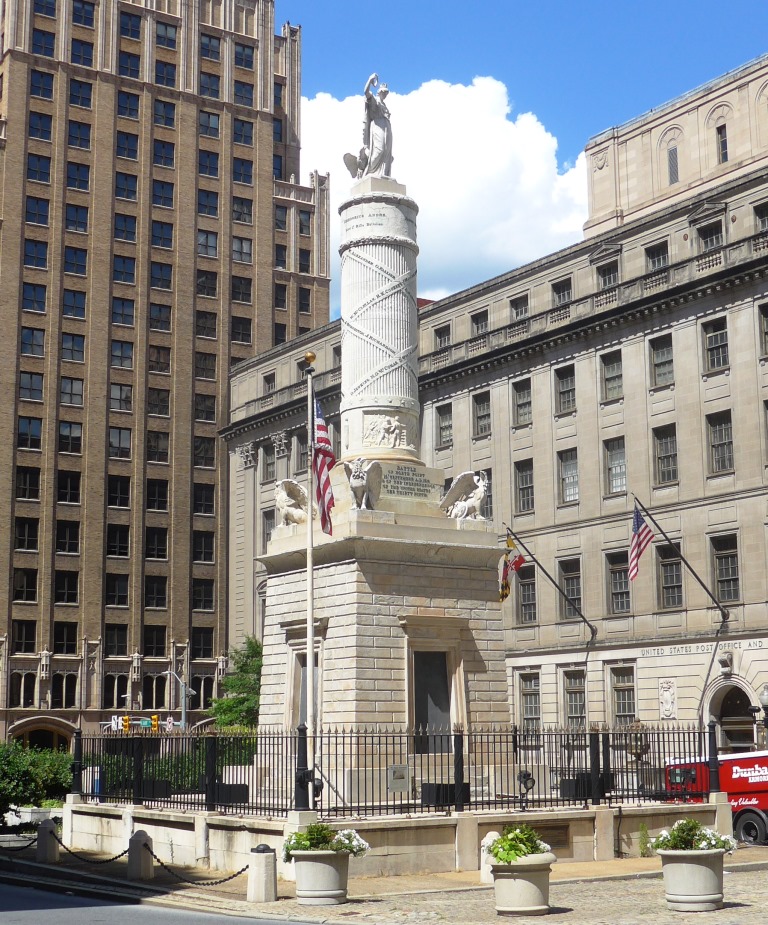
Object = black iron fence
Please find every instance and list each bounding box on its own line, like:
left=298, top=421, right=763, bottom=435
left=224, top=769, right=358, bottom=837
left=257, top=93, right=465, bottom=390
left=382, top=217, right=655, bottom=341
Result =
left=73, top=723, right=714, bottom=819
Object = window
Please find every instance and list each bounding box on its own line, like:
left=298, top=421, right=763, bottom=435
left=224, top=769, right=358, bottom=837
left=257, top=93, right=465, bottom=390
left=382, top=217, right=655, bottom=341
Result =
left=144, top=578, right=168, bottom=611
left=106, top=524, right=130, bottom=557
left=273, top=154, right=283, bottom=180
left=716, top=124, right=728, bottom=164
left=113, top=255, right=135, bottom=284
left=198, top=189, right=219, bottom=216
left=469, top=309, right=489, bottom=336
left=64, top=246, right=87, bottom=275
left=31, top=70, right=54, bottom=100
left=658, top=543, right=683, bottom=609
left=559, top=448, right=579, bottom=503
left=520, top=673, right=540, bottom=731
left=191, top=627, right=214, bottom=661
left=607, top=552, right=630, bottom=614
left=193, top=531, right=215, bottom=563
left=231, top=317, right=252, bottom=344
left=115, top=172, right=137, bottom=200
left=262, top=442, right=276, bottom=481
left=199, top=110, right=220, bottom=138
left=197, top=230, right=218, bottom=257
left=604, top=437, right=626, bottom=494
left=65, top=204, right=88, bottom=232
left=148, top=345, right=171, bottom=373
left=35, top=0, right=56, bottom=14
left=192, top=578, right=214, bottom=611
left=194, top=436, right=216, bottom=468
left=113, top=214, right=136, bottom=243
left=12, top=619, right=37, bottom=650
left=117, top=90, right=139, bottom=118
left=195, top=311, right=217, bottom=339
left=755, top=202, right=768, bottom=234
left=107, top=475, right=130, bottom=507
left=196, top=270, right=217, bottom=297
left=515, top=459, right=534, bottom=513
left=105, top=574, right=129, bottom=607
left=155, top=60, right=176, bottom=87
left=104, top=624, right=128, bottom=657
left=559, top=559, right=581, bottom=620
left=144, top=625, right=167, bottom=658
left=298, top=250, right=311, bottom=275
left=153, top=140, right=175, bottom=168
left=699, top=220, right=723, bottom=252
left=646, top=241, right=669, bottom=271
left=708, top=410, right=733, bottom=474
left=62, top=290, right=86, bottom=318
left=555, top=365, right=576, bottom=413
left=109, top=383, right=132, bottom=411
left=435, top=404, right=453, bottom=447
left=552, top=278, right=572, bottom=306
left=111, top=297, right=134, bottom=326
left=601, top=351, right=623, bottom=400
left=472, top=391, right=491, bottom=436
left=57, top=470, right=80, bottom=503
left=650, top=334, right=674, bottom=387
left=53, top=622, right=78, bottom=655
left=513, top=378, right=532, bottom=425
left=199, top=150, right=219, bottom=177
left=200, top=33, right=220, bottom=59
left=275, top=205, right=287, bottom=231
left=235, top=42, right=254, bottom=68
left=233, top=81, right=253, bottom=106
left=22, top=328, right=45, bottom=357
left=703, top=318, right=729, bottom=371
left=434, top=324, right=451, bottom=349
left=120, top=10, right=141, bottom=38
left=194, top=393, right=215, bottom=421
left=69, top=80, right=92, bottom=110
left=61, top=377, right=84, bottom=406
left=711, top=535, right=739, bottom=603
left=149, top=303, right=171, bottom=332
left=199, top=72, right=220, bottom=99
left=54, top=570, right=79, bottom=604
left=262, top=508, right=275, bottom=548
left=62, top=333, right=85, bottom=361
left=32, top=29, right=55, bottom=57
left=17, top=467, right=41, bottom=500
left=560, top=671, right=588, bottom=731
left=274, top=82, right=284, bottom=108
left=19, top=372, right=44, bottom=402
left=274, top=244, right=288, bottom=270
left=73, top=0, right=94, bottom=24
left=193, top=483, right=214, bottom=514
left=146, top=479, right=168, bottom=511
left=156, top=20, right=177, bottom=48
left=9, top=671, right=36, bottom=707
left=29, top=111, right=53, bottom=140
left=146, top=430, right=169, bottom=462
left=151, top=220, right=173, bottom=248
left=761, top=304, right=768, bottom=356
left=151, top=262, right=172, bottom=289
left=513, top=565, right=536, bottom=625
left=147, top=388, right=169, bottom=416
left=653, top=424, right=678, bottom=484
left=15, top=518, right=39, bottom=551
left=118, top=52, right=140, bottom=80
left=24, top=239, right=48, bottom=269
left=108, top=427, right=131, bottom=459
left=232, top=276, right=252, bottom=304
left=26, top=196, right=49, bottom=226
left=225, top=116, right=252, bottom=147
left=597, top=260, right=619, bottom=290
left=55, top=520, right=80, bottom=554
left=233, top=237, right=252, bottom=264
left=154, top=99, right=175, bottom=127
left=28, top=153, right=51, bottom=184
left=274, top=283, right=287, bottom=309
left=195, top=352, right=216, bottom=380
left=611, top=667, right=636, bottom=725
left=152, top=180, right=173, bottom=207
left=145, top=527, right=168, bottom=560
left=233, top=158, right=253, bottom=184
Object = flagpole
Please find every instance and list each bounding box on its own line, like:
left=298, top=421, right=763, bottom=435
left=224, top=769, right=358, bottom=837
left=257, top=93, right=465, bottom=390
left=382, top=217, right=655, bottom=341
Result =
left=305, top=351, right=316, bottom=806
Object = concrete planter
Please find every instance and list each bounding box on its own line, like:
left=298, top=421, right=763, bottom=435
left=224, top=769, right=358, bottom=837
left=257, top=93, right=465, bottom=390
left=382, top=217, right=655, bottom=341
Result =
left=491, top=851, right=557, bottom=916
left=657, top=849, right=726, bottom=912
left=291, top=850, right=350, bottom=905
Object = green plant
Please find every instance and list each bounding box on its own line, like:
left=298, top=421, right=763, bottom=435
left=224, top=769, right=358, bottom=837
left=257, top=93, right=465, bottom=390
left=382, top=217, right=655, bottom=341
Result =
left=0, top=743, right=72, bottom=827
left=208, top=636, right=262, bottom=728
left=651, top=818, right=737, bottom=853
left=638, top=822, right=652, bottom=858
left=283, top=823, right=369, bottom=862
left=485, top=824, right=551, bottom=863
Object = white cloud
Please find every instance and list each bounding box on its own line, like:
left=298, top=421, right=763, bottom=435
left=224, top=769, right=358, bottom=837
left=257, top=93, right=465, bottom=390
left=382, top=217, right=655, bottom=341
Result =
left=300, top=77, right=588, bottom=313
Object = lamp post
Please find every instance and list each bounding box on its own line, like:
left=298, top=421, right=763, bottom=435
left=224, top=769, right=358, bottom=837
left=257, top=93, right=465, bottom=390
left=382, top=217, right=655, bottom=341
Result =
left=163, top=669, right=190, bottom=731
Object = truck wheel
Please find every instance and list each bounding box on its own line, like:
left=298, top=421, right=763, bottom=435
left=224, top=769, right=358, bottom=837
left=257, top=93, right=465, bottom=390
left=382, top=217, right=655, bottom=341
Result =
left=735, top=812, right=767, bottom=845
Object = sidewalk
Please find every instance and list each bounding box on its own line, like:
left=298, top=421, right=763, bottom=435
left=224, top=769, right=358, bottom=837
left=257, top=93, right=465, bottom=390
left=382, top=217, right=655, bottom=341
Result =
left=1, top=839, right=768, bottom=923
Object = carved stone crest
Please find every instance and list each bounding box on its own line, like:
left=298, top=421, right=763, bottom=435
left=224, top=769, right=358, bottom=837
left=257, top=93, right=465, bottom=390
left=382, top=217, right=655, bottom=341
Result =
left=659, top=678, right=678, bottom=720
left=235, top=441, right=257, bottom=469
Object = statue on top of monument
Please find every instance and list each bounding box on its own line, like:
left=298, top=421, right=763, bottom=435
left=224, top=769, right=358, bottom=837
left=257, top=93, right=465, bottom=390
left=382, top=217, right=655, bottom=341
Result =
left=343, top=73, right=393, bottom=181
left=439, top=471, right=489, bottom=520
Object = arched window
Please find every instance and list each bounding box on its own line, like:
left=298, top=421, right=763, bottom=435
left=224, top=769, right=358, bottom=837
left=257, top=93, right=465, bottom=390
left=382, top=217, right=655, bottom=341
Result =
left=10, top=671, right=37, bottom=707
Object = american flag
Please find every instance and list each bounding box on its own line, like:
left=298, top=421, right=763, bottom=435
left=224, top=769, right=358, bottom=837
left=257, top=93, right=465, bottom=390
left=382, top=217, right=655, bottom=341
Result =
left=628, top=503, right=654, bottom=581
left=312, top=398, right=336, bottom=534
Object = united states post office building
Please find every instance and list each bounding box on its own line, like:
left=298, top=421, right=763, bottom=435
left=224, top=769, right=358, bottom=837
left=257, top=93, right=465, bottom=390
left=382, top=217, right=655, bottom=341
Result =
left=227, top=53, right=768, bottom=751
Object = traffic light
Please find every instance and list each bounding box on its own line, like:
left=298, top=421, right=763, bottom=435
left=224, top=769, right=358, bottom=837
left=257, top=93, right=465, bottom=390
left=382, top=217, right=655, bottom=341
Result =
left=151, top=714, right=159, bottom=733
left=121, top=715, right=130, bottom=734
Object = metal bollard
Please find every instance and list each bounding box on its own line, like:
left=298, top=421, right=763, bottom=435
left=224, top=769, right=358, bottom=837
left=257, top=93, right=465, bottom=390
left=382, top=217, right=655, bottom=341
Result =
left=127, top=829, right=154, bottom=881
left=247, top=844, right=277, bottom=903
left=36, top=819, right=60, bottom=864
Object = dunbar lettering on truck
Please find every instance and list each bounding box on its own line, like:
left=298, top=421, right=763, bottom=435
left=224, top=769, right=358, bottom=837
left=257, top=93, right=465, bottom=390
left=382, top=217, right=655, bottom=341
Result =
left=666, top=750, right=768, bottom=845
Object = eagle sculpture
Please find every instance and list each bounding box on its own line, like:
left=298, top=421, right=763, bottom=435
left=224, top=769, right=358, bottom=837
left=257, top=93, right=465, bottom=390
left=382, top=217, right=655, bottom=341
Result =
left=439, top=471, right=488, bottom=520
left=343, top=457, right=383, bottom=510
left=274, top=479, right=313, bottom=526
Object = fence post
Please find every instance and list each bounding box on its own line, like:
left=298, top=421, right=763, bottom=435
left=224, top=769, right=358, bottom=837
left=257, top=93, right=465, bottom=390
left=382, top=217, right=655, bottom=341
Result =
left=71, top=729, right=83, bottom=796
left=601, top=730, right=611, bottom=793
left=131, top=736, right=144, bottom=806
left=707, top=720, right=721, bottom=793
left=589, top=729, right=601, bottom=806
left=294, top=723, right=310, bottom=811
left=453, top=727, right=465, bottom=812
left=205, top=735, right=218, bottom=811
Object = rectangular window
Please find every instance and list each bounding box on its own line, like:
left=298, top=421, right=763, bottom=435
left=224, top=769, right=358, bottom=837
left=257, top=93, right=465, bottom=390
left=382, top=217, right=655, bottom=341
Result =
left=116, top=130, right=137, bottom=159
left=564, top=670, right=586, bottom=728
left=295, top=430, right=309, bottom=472
left=658, top=544, right=683, bottom=609
left=436, top=404, right=453, bottom=447
left=194, top=482, right=214, bottom=514
left=233, top=158, right=253, bottom=184
left=298, top=288, right=311, bottom=314
left=65, top=204, right=88, bottom=232
left=716, top=124, right=728, bottom=164
left=611, top=667, right=636, bottom=725
left=117, top=91, right=139, bottom=118
left=29, top=111, right=53, bottom=140
left=555, top=364, right=576, bottom=413
left=516, top=565, right=536, bottom=625
left=235, top=42, right=254, bottom=68
left=604, top=437, right=626, bottom=494
left=151, top=262, right=172, bottom=289
left=646, top=241, right=669, bottom=271
left=113, top=255, right=135, bottom=284
left=145, top=526, right=168, bottom=560
left=198, top=189, right=219, bottom=216
left=194, top=436, right=216, bottom=468
left=147, top=429, right=169, bottom=462
left=105, top=574, right=129, bottom=607
left=233, top=196, right=253, bottom=224
left=155, top=60, right=176, bottom=87
left=13, top=573, right=38, bottom=605
left=19, top=372, right=44, bottom=402
left=470, top=309, right=489, bottom=335
left=520, top=673, right=540, bottom=731
left=15, top=517, right=39, bottom=551
left=200, top=33, right=220, bottom=59
left=111, top=297, right=135, bottom=326
left=552, top=278, right=572, bottom=306
left=28, top=153, right=51, bottom=183
left=232, top=276, right=252, bottom=304
left=708, top=410, right=734, bottom=474
left=151, top=220, right=173, bottom=248
left=515, top=459, right=535, bottom=513
left=53, top=622, right=78, bottom=655
left=274, top=82, right=284, bottom=108
left=17, top=467, right=41, bottom=500
left=198, top=150, right=219, bottom=177
left=31, top=70, right=54, bottom=100
left=62, top=333, right=85, bottom=361
left=199, top=110, right=220, bottom=138
left=152, top=180, right=173, bottom=207
left=711, top=534, right=739, bottom=603
left=144, top=578, right=168, bottom=611
left=64, top=246, right=87, bottom=275
left=148, top=345, right=171, bottom=373
left=650, top=334, right=674, bottom=387
left=512, top=378, right=532, bottom=425
left=60, top=377, right=84, bottom=406
left=274, top=283, right=287, bottom=309
left=146, top=479, right=168, bottom=511
left=22, top=328, right=45, bottom=357
left=668, top=145, right=679, bottom=185
left=108, top=426, right=131, bottom=459
left=12, top=619, right=37, bottom=649
left=196, top=310, right=217, bottom=338
left=597, top=260, right=619, bottom=290
left=233, top=81, right=253, bottom=106
left=55, top=520, right=80, bottom=554
left=191, top=626, right=214, bottom=659
left=601, top=350, right=623, bottom=401
left=607, top=551, right=630, bottom=614
left=156, top=20, right=177, bottom=47
left=118, top=52, right=140, bottom=80
left=32, top=29, right=55, bottom=56
left=26, top=196, right=49, bottom=226
left=261, top=442, right=277, bottom=481
left=275, top=244, right=287, bottom=269
left=197, top=230, right=218, bottom=258
left=559, top=448, right=578, bottom=503
left=194, top=393, right=215, bottom=421
left=109, top=383, right=132, bottom=411
left=273, top=154, right=283, bottom=180
left=23, top=284, right=47, bottom=313
left=703, top=318, right=729, bottom=371
left=274, top=323, right=287, bottom=345
left=54, top=570, right=79, bottom=604
left=262, top=508, right=275, bottom=548
left=63, top=290, right=86, bottom=318
left=699, top=220, right=723, bottom=252
left=73, top=0, right=94, bottom=22
left=149, top=303, right=171, bottom=331
left=114, top=214, right=137, bottom=242
left=115, top=172, right=137, bottom=200
left=231, top=317, right=252, bottom=344
left=434, top=324, right=451, bottom=349
left=153, top=140, right=175, bottom=168
left=24, top=239, right=48, bottom=269
left=104, top=624, right=128, bottom=657
left=233, top=117, right=253, bottom=145
left=761, top=304, right=768, bottom=356
left=147, top=387, right=170, bottom=416
left=199, top=72, right=220, bottom=99
left=107, top=475, right=130, bottom=507
left=120, top=10, right=141, bottom=38
left=299, top=250, right=312, bottom=276
left=275, top=205, right=287, bottom=231
left=192, top=578, right=214, bottom=610
left=154, top=99, right=175, bottom=127
left=654, top=424, right=678, bottom=485
left=559, top=559, right=581, bottom=620
left=473, top=391, right=491, bottom=436
left=57, top=470, right=80, bottom=503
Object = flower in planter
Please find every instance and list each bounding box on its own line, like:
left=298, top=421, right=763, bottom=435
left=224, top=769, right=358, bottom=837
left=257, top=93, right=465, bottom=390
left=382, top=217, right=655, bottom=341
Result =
left=485, top=824, right=551, bottom=863
left=283, top=823, right=370, bottom=862
left=651, top=818, right=737, bottom=853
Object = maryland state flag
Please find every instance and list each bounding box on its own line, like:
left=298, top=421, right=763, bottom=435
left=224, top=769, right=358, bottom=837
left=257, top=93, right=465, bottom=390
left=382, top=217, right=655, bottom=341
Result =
left=499, top=533, right=525, bottom=601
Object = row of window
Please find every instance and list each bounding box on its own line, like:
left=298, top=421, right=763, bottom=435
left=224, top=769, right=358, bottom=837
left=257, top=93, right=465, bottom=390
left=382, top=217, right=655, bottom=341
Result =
left=511, top=533, right=739, bottom=627
left=519, top=666, right=636, bottom=729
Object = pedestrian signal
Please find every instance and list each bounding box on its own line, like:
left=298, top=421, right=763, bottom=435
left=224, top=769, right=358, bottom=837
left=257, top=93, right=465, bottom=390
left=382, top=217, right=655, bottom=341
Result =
left=151, top=714, right=159, bottom=733
left=121, top=715, right=130, bottom=734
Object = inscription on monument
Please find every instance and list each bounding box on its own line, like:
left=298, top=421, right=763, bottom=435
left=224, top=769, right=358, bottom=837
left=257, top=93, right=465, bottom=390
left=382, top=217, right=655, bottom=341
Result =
left=382, top=464, right=441, bottom=499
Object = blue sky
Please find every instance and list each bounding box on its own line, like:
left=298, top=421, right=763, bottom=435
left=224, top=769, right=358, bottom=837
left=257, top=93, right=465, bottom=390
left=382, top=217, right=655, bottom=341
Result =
left=277, top=0, right=768, bottom=308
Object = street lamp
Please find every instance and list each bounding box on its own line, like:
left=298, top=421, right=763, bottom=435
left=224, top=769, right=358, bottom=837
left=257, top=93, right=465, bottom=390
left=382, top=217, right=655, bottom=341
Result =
left=162, top=669, right=193, bottom=731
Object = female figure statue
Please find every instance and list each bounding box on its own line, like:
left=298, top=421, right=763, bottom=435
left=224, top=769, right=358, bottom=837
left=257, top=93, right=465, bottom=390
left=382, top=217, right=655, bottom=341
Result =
left=362, top=73, right=393, bottom=178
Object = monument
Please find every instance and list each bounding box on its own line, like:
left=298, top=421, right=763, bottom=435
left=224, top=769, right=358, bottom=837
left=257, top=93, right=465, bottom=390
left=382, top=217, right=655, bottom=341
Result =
left=258, top=76, right=510, bottom=735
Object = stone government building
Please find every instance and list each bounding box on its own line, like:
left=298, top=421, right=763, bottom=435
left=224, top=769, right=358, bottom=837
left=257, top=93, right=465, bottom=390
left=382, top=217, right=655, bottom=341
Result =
left=227, top=53, right=768, bottom=750
left=0, top=0, right=330, bottom=745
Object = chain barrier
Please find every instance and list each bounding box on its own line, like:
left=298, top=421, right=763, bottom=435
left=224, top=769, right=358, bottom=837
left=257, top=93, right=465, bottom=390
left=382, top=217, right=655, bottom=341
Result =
left=51, top=832, right=129, bottom=864
left=0, top=835, right=38, bottom=852
left=142, top=843, right=248, bottom=886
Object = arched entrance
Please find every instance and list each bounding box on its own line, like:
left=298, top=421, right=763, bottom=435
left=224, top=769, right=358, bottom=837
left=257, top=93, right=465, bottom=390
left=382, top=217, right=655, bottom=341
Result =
left=708, top=683, right=757, bottom=753
left=8, top=716, right=76, bottom=751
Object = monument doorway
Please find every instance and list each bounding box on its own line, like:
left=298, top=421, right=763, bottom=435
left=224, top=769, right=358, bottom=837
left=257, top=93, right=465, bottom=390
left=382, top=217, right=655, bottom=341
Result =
left=413, top=650, right=451, bottom=754
left=710, top=683, right=756, bottom=753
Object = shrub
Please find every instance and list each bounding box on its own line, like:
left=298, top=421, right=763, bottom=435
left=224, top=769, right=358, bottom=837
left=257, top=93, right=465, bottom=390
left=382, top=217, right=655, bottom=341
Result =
left=651, top=818, right=737, bottom=853
left=283, top=823, right=369, bottom=862
left=0, top=742, right=72, bottom=826
left=486, top=824, right=551, bottom=863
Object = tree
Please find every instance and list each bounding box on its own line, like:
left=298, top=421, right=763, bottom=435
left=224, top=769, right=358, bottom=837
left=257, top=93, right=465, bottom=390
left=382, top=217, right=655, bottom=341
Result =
left=0, top=742, right=71, bottom=827
left=208, top=636, right=263, bottom=728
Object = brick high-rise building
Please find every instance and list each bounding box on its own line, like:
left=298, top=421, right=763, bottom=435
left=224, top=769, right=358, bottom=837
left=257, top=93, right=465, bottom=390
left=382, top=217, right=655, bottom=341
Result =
left=0, top=0, right=329, bottom=745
